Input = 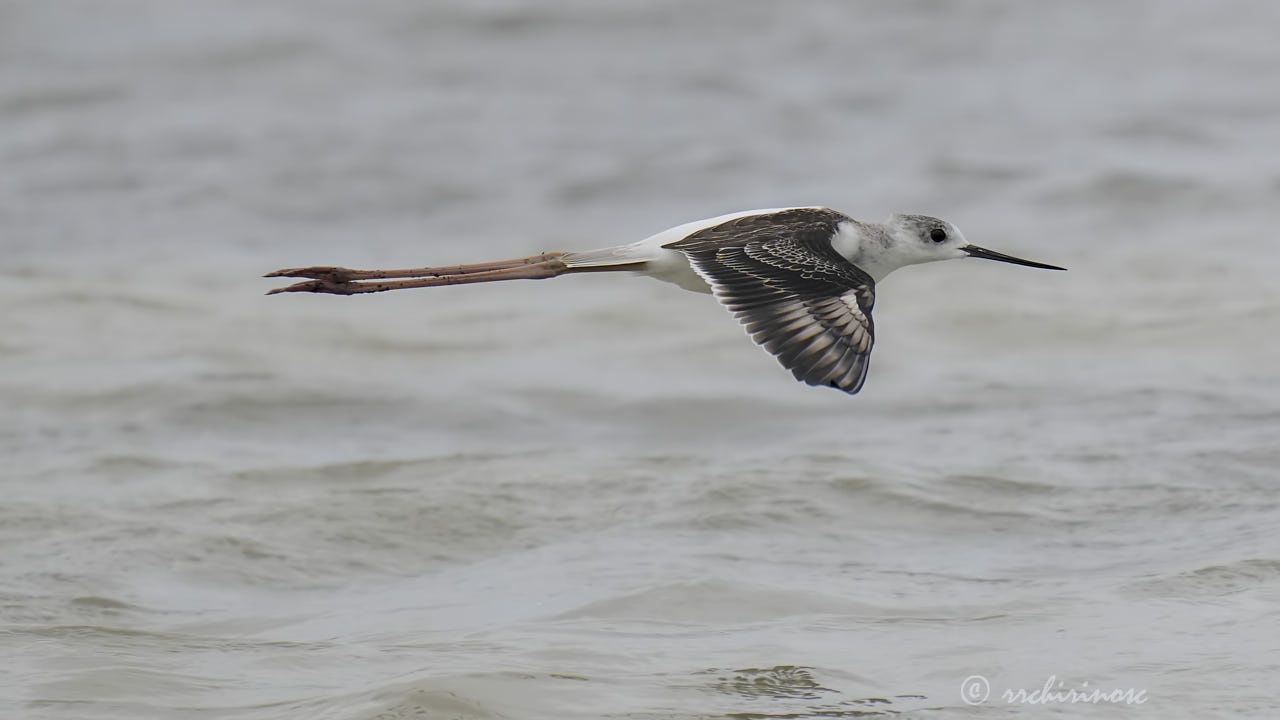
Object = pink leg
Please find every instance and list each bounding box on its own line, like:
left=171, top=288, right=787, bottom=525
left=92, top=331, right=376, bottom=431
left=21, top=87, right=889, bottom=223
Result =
left=264, top=253, right=566, bottom=283
left=266, top=257, right=569, bottom=295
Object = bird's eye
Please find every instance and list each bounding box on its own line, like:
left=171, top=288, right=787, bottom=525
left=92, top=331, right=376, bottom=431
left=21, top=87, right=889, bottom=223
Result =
left=929, top=228, right=948, bottom=242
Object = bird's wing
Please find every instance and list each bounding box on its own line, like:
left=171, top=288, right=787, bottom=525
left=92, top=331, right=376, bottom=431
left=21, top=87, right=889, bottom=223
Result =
left=664, top=208, right=876, bottom=394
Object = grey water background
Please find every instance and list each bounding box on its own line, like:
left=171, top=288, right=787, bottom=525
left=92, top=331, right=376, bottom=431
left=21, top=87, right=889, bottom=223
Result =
left=3, top=0, right=1279, bottom=717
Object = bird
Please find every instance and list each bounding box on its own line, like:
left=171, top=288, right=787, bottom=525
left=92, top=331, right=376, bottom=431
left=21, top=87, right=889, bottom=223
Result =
left=265, top=207, right=1065, bottom=394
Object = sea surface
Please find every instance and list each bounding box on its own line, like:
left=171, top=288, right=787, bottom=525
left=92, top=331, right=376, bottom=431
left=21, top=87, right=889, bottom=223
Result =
left=2, top=1, right=1279, bottom=718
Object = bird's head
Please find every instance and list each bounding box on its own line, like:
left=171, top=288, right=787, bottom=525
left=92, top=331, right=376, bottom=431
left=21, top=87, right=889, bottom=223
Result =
left=884, top=214, right=1066, bottom=272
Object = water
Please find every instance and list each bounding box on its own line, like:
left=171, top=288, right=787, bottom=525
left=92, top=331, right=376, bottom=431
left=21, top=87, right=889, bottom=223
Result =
left=3, top=0, right=1279, bottom=717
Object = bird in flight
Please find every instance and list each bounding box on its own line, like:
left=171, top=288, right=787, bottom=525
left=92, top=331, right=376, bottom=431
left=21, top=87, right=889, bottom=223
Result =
left=266, top=207, right=1064, bottom=394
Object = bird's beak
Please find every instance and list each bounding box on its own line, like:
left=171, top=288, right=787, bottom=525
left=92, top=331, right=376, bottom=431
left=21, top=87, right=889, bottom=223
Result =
left=961, top=245, right=1066, bottom=271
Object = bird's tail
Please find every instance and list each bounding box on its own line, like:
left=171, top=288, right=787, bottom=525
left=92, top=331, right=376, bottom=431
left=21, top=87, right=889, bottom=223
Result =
left=265, top=248, right=645, bottom=295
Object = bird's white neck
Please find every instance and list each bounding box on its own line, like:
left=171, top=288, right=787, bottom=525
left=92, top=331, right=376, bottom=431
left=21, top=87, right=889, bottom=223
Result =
left=831, top=221, right=908, bottom=283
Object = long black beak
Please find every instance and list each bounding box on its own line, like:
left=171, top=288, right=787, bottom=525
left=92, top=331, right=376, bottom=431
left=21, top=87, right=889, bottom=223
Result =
left=961, top=244, right=1066, bottom=271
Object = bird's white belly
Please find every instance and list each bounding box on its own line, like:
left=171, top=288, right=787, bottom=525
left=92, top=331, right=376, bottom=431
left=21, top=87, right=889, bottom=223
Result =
left=638, top=248, right=712, bottom=293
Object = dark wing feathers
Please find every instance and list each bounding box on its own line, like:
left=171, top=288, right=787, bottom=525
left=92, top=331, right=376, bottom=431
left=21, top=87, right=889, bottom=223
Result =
left=664, top=208, right=877, bottom=394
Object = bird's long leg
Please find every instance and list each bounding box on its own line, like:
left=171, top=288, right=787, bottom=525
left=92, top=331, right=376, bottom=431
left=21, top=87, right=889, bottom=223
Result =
left=266, top=256, right=571, bottom=295
left=264, top=253, right=566, bottom=283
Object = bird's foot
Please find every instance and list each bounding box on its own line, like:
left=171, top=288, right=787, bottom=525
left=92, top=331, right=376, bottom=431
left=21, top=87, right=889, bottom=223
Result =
left=263, top=266, right=358, bottom=282
left=265, top=277, right=359, bottom=295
